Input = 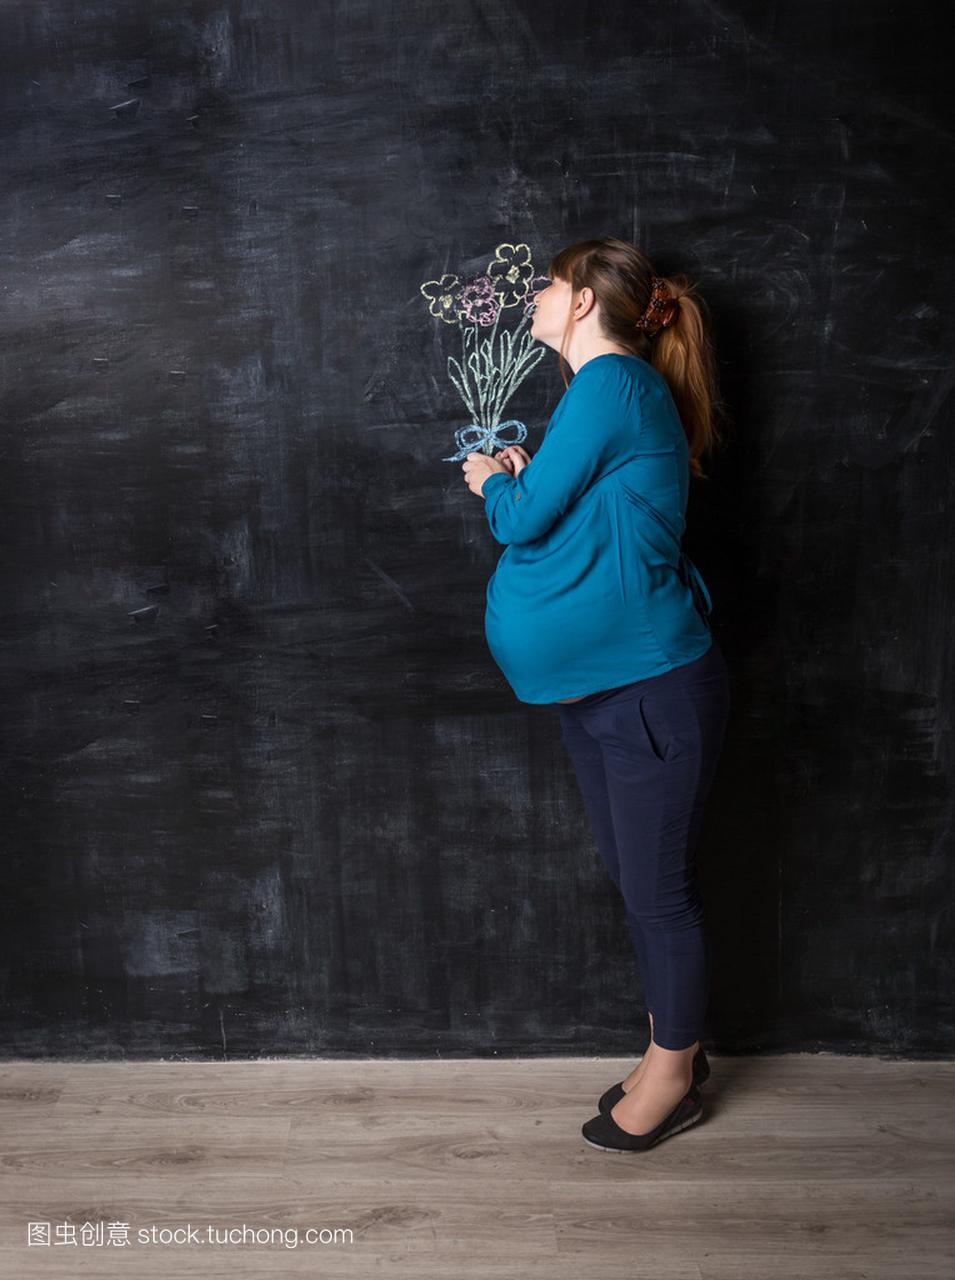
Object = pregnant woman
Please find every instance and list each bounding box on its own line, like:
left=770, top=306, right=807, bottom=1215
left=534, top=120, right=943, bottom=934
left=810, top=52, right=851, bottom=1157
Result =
left=461, top=236, right=731, bottom=1153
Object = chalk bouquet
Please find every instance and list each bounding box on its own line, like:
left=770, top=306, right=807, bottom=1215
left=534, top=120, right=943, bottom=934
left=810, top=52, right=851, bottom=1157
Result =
left=419, top=242, right=549, bottom=460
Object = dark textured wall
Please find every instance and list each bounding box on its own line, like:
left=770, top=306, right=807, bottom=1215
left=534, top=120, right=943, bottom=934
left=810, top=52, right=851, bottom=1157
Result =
left=1, top=1, right=951, bottom=1060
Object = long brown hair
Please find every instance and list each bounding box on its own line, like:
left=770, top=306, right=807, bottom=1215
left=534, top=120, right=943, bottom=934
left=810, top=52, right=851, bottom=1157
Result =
left=547, top=237, right=727, bottom=480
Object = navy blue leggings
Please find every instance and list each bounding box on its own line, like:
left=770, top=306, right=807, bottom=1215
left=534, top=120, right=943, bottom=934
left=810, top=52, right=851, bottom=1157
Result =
left=556, top=638, right=731, bottom=1050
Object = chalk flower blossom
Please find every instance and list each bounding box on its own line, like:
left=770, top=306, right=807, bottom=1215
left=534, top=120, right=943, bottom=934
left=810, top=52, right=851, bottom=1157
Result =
left=486, top=242, right=537, bottom=307
left=419, top=242, right=547, bottom=459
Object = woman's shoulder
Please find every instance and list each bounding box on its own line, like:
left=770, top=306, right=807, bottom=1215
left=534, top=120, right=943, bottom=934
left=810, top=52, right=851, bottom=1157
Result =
left=545, top=353, right=670, bottom=441
left=575, top=355, right=685, bottom=456
left=569, top=352, right=663, bottom=397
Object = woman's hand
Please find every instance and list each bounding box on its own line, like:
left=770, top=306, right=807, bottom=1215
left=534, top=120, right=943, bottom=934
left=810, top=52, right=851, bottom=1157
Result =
left=494, top=445, right=531, bottom=478
left=462, top=451, right=509, bottom=497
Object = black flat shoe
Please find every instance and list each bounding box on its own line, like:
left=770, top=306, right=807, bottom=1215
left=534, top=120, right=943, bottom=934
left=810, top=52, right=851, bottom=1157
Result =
left=597, top=1045, right=710, bottom=1115
left=582, top=1083, right=703, bottom=1152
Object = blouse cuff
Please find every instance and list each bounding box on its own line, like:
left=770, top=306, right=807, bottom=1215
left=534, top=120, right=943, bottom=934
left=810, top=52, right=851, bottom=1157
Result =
left=480, top=471, right=513, bottom=499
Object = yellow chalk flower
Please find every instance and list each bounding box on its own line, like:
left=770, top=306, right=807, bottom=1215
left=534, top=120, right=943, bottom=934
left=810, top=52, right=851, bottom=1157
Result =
left=486, top=242, right=535, bottom=307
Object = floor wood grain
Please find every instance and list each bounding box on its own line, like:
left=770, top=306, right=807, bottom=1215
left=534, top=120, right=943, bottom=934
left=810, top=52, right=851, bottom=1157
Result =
left=0, top=1054, right=952, bottom=1278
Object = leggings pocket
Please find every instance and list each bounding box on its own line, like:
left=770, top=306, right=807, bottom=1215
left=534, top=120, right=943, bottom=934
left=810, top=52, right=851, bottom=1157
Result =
left=605, top=691, right=693, bottom=764
left=637, top=692, right=690, bottom=763
left=634, top=672, right=730, bottom=765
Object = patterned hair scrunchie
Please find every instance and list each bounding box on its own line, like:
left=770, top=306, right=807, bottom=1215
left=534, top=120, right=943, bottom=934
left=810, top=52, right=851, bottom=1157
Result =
left=635, top=276, right=680, bottom=335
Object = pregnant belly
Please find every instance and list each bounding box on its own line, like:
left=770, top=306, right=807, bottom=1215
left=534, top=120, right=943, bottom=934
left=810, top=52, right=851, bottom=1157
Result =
left=485, top=546, right=629, bottom=702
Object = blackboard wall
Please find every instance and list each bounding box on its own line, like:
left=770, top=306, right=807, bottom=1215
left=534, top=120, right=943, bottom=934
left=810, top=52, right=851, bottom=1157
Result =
left=1, top=0, right=952, bottom=1059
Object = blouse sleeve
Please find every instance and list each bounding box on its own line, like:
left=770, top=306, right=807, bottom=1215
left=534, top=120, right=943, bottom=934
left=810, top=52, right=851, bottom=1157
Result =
left=480, top=368, right=637, bottom=546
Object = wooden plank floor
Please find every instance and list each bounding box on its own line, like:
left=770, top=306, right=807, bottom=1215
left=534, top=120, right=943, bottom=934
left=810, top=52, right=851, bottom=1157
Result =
left=0, top=1054, right=952, bottom=1278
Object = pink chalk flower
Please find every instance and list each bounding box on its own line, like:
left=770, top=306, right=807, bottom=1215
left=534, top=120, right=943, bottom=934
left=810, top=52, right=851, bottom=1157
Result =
left=457, top=275, right=500, bottom=326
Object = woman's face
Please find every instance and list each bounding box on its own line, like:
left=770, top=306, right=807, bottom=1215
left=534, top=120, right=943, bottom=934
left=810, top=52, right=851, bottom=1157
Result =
left=529, top=274, right=573, bottom=350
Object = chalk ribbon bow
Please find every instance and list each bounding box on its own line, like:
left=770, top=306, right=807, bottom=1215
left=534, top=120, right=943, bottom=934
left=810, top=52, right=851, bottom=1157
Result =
left=443, top=418, right=528, bottom=462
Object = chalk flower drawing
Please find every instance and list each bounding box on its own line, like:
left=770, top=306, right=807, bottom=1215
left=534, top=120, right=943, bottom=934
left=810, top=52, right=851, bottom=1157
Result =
left=419, top=242, right=548, bottom=460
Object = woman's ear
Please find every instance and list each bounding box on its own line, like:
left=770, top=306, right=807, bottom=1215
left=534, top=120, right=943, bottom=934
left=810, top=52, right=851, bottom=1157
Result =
left=574, top=286, right=595, bottom=317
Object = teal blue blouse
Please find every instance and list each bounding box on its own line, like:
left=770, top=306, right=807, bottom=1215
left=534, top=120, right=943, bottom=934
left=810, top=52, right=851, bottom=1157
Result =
left=480, top=352, right=714, bottom=704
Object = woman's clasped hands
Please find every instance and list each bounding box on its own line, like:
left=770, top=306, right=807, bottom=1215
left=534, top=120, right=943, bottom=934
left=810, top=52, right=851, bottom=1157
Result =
left=462, top=445, right=532, bottom=497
